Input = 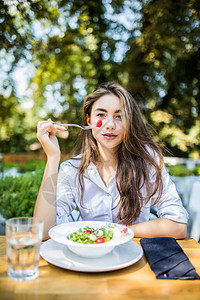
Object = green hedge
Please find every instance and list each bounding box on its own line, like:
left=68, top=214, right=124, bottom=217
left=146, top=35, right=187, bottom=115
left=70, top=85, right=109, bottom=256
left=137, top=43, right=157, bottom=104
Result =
left=165, top=164, right=200, bottom=177
left=165, top=164, right=193, bottom=177
left=0, top=169, right=44, bottom=219
left=193, top=165, right=200, bottom=176
left=1, top=160, right=46, bottom=173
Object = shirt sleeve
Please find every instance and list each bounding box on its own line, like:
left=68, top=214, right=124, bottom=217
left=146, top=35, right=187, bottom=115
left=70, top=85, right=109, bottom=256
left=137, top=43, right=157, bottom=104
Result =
left=154, top=165, right=189, bottom=224
left=56, top=162, right=77, bottom=225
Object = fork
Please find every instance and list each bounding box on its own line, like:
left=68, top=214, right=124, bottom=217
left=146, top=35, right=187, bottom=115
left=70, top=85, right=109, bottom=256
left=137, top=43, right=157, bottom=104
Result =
left=52, top=120, right=102, bottom=130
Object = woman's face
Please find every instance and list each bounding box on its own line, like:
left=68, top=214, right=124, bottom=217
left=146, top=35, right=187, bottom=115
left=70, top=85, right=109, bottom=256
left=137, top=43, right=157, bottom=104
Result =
left=87, top=94, right=124, bottom=153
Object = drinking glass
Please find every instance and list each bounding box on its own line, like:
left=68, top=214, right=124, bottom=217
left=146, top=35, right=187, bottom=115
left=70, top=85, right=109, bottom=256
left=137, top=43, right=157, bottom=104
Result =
left=6, top=217, right=44, bottom=281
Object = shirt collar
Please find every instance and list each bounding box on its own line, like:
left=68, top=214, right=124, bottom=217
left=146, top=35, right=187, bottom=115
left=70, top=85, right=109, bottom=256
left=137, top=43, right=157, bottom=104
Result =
left=84, top=162, right=116, bottom=192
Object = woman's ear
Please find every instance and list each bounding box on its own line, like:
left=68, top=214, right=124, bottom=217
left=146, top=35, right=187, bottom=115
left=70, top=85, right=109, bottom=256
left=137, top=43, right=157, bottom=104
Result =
left=86, top=114, right=91, bottom=125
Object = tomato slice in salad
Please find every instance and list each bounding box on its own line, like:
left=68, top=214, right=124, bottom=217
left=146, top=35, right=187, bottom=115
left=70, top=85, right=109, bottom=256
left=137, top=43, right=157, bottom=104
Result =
left=95, top=237, right=105, bottom=243
left=83, top=230, right=92, bottom=234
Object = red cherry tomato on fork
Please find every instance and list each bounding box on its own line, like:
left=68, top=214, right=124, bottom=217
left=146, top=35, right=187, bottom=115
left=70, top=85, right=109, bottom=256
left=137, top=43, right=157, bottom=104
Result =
left=83, top=230, right=92, bottom=234
left=95, top=237, right=105, bottom=243
left=96, top=120, right=102, bottom=128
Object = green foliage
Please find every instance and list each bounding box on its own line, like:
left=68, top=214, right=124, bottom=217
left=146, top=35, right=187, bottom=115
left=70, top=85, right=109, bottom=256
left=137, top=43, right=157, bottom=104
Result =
left=193, top=165, right=200, bottom=176
left=0, top=0, right=126, bottom=154
left=1, top=162, right=20, bottom=170
left=0, top=97, right=37, bottom=153
left=0, top=0, right=57, bottom=64
left=124, top=0, right=200, bottom=157
left=2, top=160, right=45, bottom=172
left=0, top=170, right=44, bottom=219
left=17, top=160, right=45, bottom=173
left=165, top=164, right=193, bottom=177
left=0, top=1, right=59, bottom=152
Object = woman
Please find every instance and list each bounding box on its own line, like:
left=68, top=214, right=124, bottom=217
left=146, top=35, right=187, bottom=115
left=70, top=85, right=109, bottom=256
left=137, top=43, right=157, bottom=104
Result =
left=34, top=82, right=188, bottom=240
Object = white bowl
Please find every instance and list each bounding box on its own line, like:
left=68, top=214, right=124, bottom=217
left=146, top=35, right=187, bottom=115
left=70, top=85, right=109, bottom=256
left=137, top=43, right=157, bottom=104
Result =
left=48, top=221, right=134, bottom=258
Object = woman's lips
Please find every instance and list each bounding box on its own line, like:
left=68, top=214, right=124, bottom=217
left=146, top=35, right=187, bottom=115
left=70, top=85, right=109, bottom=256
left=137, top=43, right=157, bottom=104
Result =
left=102, top=133, right=117, bottom=140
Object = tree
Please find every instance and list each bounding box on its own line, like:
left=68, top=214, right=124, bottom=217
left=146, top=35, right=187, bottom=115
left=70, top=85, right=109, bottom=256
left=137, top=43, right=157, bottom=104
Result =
left=0, top=0, right=199, bottom=157
left=0, top=0, right=128, bottom=153
left=0, top=0, right=58, bottom=152
left=124, top=0, right=200, bottom=157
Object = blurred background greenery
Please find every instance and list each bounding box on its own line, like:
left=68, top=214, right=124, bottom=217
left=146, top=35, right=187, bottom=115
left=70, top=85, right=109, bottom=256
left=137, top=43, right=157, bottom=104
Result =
left=0, top=0, right=199, bottom=158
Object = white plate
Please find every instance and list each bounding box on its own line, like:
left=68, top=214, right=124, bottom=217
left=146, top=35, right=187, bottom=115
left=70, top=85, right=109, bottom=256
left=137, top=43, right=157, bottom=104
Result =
left=40, top=239, right=143, bottom=272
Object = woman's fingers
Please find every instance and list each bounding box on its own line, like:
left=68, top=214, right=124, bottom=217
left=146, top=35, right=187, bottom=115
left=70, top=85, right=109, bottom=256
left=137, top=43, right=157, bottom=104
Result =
left=37, top=122, right=53, bottom=140
left=37, top=121, right=66, bottom=139
left=36, top=119, right=69, bottom=159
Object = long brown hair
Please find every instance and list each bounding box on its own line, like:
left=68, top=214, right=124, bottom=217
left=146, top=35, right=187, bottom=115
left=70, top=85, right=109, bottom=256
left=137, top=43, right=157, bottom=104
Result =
left=75, top=82, right=164, bottom=224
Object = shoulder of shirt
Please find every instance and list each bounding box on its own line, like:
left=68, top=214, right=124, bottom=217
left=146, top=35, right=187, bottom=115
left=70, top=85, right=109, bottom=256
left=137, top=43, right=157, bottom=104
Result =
left=144, top=144, right=164, bottom=165
left=60, top=154, right=82, bottom=171
left=144, top=144, right=156, bottom=157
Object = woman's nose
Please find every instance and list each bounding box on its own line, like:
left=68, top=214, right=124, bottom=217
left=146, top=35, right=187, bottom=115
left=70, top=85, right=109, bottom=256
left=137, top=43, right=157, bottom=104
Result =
left=105, top=117, right=115, bottom=129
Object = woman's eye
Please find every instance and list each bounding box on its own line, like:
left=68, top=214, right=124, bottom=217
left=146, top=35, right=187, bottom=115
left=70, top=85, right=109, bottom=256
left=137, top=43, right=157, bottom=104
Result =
left=115, top=115, right=122, bottom=120
left=97, top=113, right=105, bottom=118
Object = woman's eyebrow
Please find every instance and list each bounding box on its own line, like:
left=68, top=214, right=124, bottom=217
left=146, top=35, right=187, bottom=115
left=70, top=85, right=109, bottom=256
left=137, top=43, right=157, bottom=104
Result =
left=94, top=108, right=122, bottom=113
left=94, top=108, right=107, bottom=112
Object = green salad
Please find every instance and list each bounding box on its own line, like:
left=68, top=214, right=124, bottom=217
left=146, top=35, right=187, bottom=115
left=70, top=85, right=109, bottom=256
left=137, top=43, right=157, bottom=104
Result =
left=67, top=226, right=113, bottom=244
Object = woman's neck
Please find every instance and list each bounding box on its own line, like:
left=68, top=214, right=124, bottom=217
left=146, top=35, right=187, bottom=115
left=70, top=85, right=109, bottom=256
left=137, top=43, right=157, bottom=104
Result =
left=95, top=155, right=117, bottom=186
left=97, top=146, right=118, bottom=170
left=94, top=145, right=118, bottom=186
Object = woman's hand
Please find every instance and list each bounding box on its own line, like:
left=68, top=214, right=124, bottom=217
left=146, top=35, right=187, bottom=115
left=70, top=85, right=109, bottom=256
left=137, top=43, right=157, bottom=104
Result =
left=37, top=119, right=67, bottom=159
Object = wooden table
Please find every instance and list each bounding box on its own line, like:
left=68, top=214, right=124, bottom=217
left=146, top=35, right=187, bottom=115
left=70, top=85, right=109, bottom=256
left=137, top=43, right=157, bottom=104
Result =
left=0, top=236, right=200, bottom=300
